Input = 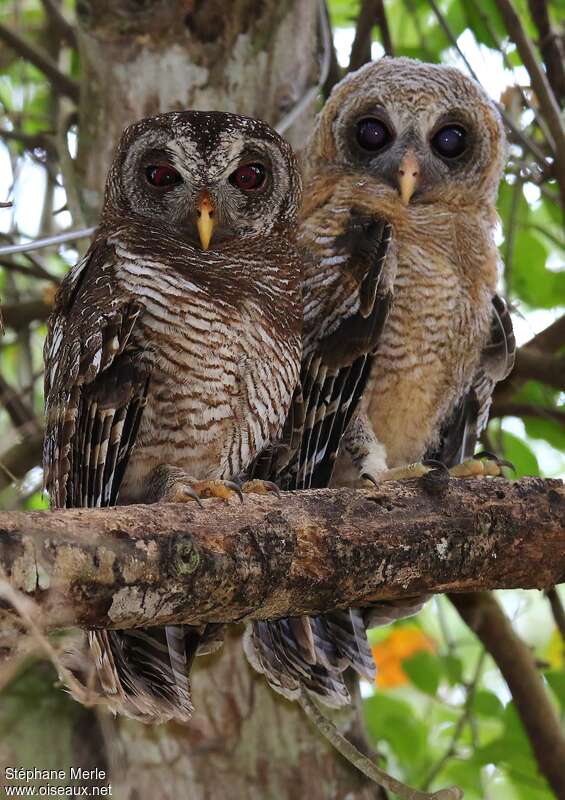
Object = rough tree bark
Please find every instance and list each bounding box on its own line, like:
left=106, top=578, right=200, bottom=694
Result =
left=0, top=478, right=563, bottom=631
left=75, top=0, right=321, bottom=221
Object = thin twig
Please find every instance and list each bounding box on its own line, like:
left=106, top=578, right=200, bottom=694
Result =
left=299, top=691, right=462, bottom=800
left=0, top=573, right=101, bottom=708
left=0, top=374, right=39, bottom=432
left=421, top=651, right=486, bottom=790
left=0, top=227, right=95, bottom=256
left=468, top=0, right=554, bottom=146
left=451, top=592, right=565, bottom=798
left=427, top=0, right=550, bottom=169
left=56, top=104, right=85, bottom=228
left=0, top=23, right=79, bottom=102
left=545, top=588, right=565, bottom=649
left=0, top=128, right=58, bottom=161
left=503, top=178, right=522, bottom=297
left=321, top=1, right=342, bottom=97
left=492, top=0, right=565, bottom=207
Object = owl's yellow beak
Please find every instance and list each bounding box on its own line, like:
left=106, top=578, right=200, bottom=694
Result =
left=196, top=193, right=216, bottom=250
left=398, top=150, right=420, bottom=205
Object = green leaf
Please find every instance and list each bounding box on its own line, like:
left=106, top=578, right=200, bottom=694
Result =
left=523, top=416, right=565, bottom=451
left=402, top=651, right=441, bottom=696
left=545, top=670, right=565, bottom=710
left=512, top=230, right=565, bottom=308
left=442, top=654, right=464, bottom=686
left=363, top=693, right=429, bottom=773
left=500, top=431, right=540, bottom=477
left=472, top=689, right=504, bottom=718
left=434, top=757, right=484, bottom=798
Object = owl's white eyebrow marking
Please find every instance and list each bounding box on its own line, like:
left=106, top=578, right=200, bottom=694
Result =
left=166, top=137, right=200, bottom=166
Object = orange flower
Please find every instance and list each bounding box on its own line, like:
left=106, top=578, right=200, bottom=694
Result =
left=371, top=627, right=436, bottom=688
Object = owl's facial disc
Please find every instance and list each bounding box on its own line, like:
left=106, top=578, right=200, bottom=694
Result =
left=114, top=114, right=300, bottom=247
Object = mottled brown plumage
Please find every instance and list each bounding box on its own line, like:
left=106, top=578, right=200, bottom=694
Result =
left=44, top=110, right=302, bottom=723
left=301, top=56, right=515, bottom=483
left=246, top=58, right=516, bottom=693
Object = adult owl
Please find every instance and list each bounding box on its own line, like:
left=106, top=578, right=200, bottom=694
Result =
left=245, top=58, right=515, bottom=696
left=43, top=110, right=304, bottom=724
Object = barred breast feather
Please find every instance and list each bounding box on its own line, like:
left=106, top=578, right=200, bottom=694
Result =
left=44, top=216, right=301, bottom=723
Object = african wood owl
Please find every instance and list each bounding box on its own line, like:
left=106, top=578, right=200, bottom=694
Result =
left=244, top=58, right=516, bottom=697
left=43, top=110, right=303, bottom=724
left=299, top=57, right=515, bottom=488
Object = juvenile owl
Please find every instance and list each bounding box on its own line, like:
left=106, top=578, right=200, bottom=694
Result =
left=245, top=58, right=516, bottom=696
left=43, top=110, right=303, bottom=724
left=299, top=57, right=515, bottom=489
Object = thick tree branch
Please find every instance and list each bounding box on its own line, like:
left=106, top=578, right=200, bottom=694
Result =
left=0, top=23, right=79, bottom=102
left=40, top=0, right=78, bottom=49
left=494, top=348, right=565, bottom=406
left=451, top=591, right=565, bottom=799
left=0, top=431, right=43, bottom=492
left=0, top=299, right=51, bottom=331
left=490, top=401, right=565, bottom=426
left=0, top=478, right=562, bottom=632
left=524, top=314, right=565, bottom=355
left=349, top=0, right=393, bottom=70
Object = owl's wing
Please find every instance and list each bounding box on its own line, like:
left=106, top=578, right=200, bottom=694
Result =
left=43, top=240, right=149, bottom=509
left=246, top=213, right=394, bottom=706
left=275, top=212, right=394, bottom=490
left=427, top=294, right=516, bottom=466
left=44, top=241, right=197, bottom=724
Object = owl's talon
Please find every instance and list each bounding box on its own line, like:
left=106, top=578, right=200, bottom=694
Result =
left=161, top=481, right=204, bottom=507
left=420, top=460, right=449, bottom=494
left=241, top=479, right=281, bottom=497
left=223, top=480, right=244, bottom=503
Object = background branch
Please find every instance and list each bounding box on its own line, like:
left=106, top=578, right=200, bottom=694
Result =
left=0, top=299, right=52, bottom=331
left=451, top=591, right=565, bottom=799
left=0, top=23, right=78, bottom=102
left=526, top=0, right=565, bottom=106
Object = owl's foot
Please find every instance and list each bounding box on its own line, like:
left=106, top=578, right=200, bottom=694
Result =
left=362, top=462, right=433, bottom=483
left=362, top=451, right=514, bottom=485
left=150, top=466, right=244, bottom=506
left=448, top=451, right=515, bottom=478
left=240, top=479, right=281, bottom=497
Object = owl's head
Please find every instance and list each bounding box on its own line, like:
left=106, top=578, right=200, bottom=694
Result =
left=103, top=110, right=301, bottom=248
left=307, top=57, right=506, bottom=206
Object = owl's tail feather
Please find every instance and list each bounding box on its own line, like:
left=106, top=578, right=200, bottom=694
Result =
left=89, top=624, right=201, bottom=724
left=244, top=611, right=375, bottom=707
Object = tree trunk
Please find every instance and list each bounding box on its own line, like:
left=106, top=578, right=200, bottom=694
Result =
left=53, top=3, right=379, bottom=799
left=75, top=0, right=320, bottom=221
left=106, top=629, right=375, bottom=800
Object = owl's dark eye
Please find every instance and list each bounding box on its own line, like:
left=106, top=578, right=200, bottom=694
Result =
left=356, top=117, right=392, bottom=152
left=431, top=125, right=467, bottom=159
left=229, top=163, right=266, bottom=192
left=145, top=164, right=182, bottom=188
